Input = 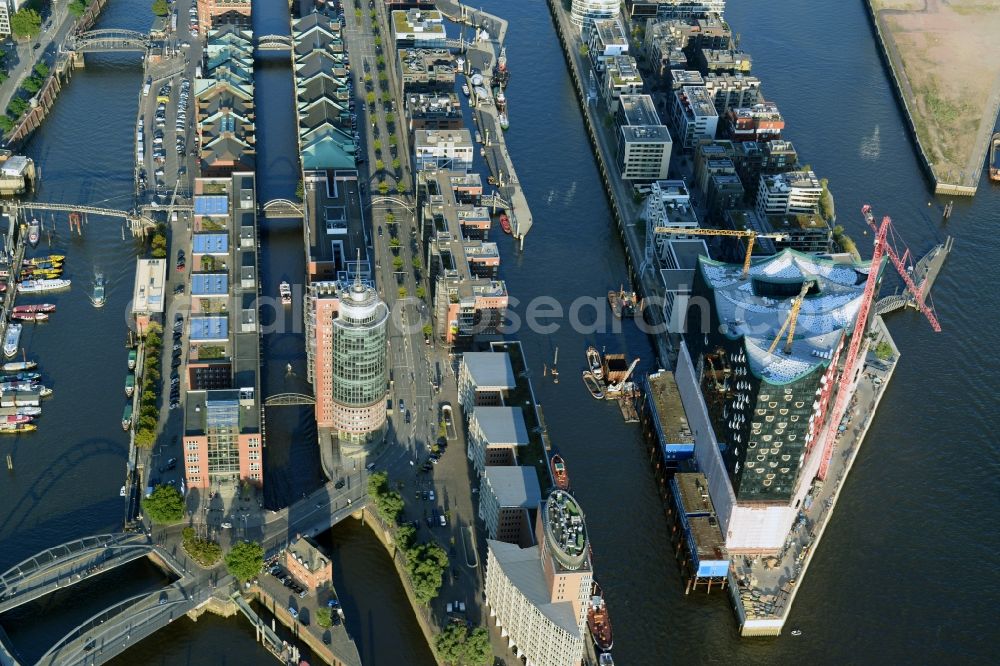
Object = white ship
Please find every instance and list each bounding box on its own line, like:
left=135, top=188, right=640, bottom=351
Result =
left=3, top=323, right=22, bottom=358
left=18, top=279, right=71, bottom=293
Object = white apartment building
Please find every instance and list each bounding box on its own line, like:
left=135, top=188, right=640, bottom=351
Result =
left=570, top=0, right=618, bottom=31
left=644, top=179, right=700, bottom=260
left=617, top=94, right=673, bottom=181
left=703, top=73, right=762, bottom=115
left=601, top=54, right=643, bottom=112
left=670, top=85, right=719, bottom=151
left=587, top=19, right=628, bottom=73
left=413, top=128, right=474, bottom=172
left=467, top=406, right=529, bottom=476
left=755, top=170, right=822, bottom=218
left=0, top=5, right=10, bottom=39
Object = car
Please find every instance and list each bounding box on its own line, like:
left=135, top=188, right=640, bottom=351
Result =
left=283, top=578, right=294, bottom=588
left=405, top=410, right=411, bottom=424
left=335, top=478, right=346, bottom=489
left=429, top=490, right=435, bottom=501
left=422, top=490, right=429, bottom=500
left=169, top=401, right=180, bottom=410
left=327, top=598, right=341, bottom=608
left=377, top=226, right=383, bottom=236
left=298, top=589, right=307, bottom=598
left=439, top=515, right=447, bottom=527
left=365, top=462, right=376, bottom=471
left=288, top=607, right=298, bottom=619
left=176, top=259, right=185, bottom=271
left=174, top=283, right=185, bottom=294
left=171, top=358, right=181, bottom=368
left=33, top=43, right=40, bottom=50
left=181, top=41, right=191, bottom=48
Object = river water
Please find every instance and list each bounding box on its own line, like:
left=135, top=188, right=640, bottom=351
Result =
left=1, top=0, right=996, bottom=663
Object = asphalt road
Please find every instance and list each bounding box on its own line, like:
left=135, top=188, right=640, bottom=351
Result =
left=0, top=2, right=73, bottom=127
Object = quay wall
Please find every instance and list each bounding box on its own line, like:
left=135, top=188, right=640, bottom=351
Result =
left=6, top=0, right=109, bottom=150
left=359, top=507, right=444, bottom=665
left=544, top=0, right=670, bottom=367
left=863, top=1, right=983, bottom=196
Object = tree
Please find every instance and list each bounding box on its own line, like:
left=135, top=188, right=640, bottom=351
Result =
left=378, top=70, right=388, bottom=82
left=436, top=623, right=491, bottom=665
left=366, top=91, right=376, bottom=106
left=405, top=542, right=448, bottom=605
left=316, top=607, right=333, bottom=627
left=875, top=341, right=893, bottom=361
left=68, top=0, right=88, bottom=18
left=389, top=237, right=401, bottom=250
left=373, top=35, right=381, bottom=47
left=381, top=90, right=391, bottom=104
left=367, top=471, right=404, bottom=523
left=391, top=158, right=401, bottom=172
left=182, top=528, right=222, bottom=566
left=11, top=8, right=41, bottom=39
left=398, top=286, right=408, bottom=299
left=376, top=54, right=386, bottom=68
left=385, top=112, right=395, bottom=125
left=225, top=541, right=264, bottom=582
left=374, top=158, right=384, bottom=172
left=354, top=8, right=362, bottom=19
left=818, top=177, right=834, bottom=221
left=396, top=181, right=407, bottom=195
left=295, top=179, right=304, bottom=200
left=384, top=212, right=395, bottom=225
left=7, top=98, right=28, bottom=118
left=143, top=485, right=184, bottom=524
left=422, top=323, right=433, bottom=338
left=151, top=0, right=170, bottom=17
left=415, top=285, right=426, bottom=299
left=392, top=256, right=403, bottom=270
left=389, top=134, right=398, bottom=147
left=21, top=77, right=41, bottom=94
left=33, top=62, right=49, bottom=78
left=0, top=116, right=14, bottom=133
left=372, top=139, right=381, bottom=152
left=378, top=181, right=389, bottom=195
left=411, top=257, right=422, bottom=270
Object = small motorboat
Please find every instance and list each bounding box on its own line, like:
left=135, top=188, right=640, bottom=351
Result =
left=582, top=371, right=605, bottom=400
left=791, top=629, right=802, bottom=637
left=499, top=213, right=511, bottom=234
left=12, top=304, right=55, bottom=314
left=279, top=281, right=292, bottom=306
left=1, top=360, right=37, bottom=372
left=93, top=272, right=106, bottom=308
left=27, top=219, right=40, bottom=247
left=119, top=485, right=127, bottom=497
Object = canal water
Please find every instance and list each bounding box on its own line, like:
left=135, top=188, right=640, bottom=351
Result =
left=1, top=0, right=996, bottom=663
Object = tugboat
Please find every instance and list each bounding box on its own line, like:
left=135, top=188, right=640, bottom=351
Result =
left=582, top=371, right=605, bottom=400
left=587, top=580, right=614, bottom=653
left=492, top=47, right=510, bottom=88
left=279, top=281, right=292, bottom=306
left=93, top=272, right=107, bottom=308
left=550, top=454, right=570, bottom=491
left=462, top=83, right=470, bottom=97
left=499, top=213, right=511, bottom=234
left=586, top=346, right=603, bottom=380
left=3, top=323, right=22, bottom=358
left=27, top=219, right=40, bottom=247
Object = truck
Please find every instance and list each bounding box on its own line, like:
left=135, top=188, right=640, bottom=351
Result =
left=142, top=83, right=151, bottom=97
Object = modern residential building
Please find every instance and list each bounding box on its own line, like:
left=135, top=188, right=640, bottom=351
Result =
left=197, top=0, right=252, bottom=33
left=626, top=1, right=726, bottom=20
left=726, top=102, right=785, bottom=143
left=391, top=8, right=447, bottom=47
left=670, top=85, right=719, bottom=151
left=703, top=73, right=762, bottom=115
left=693, top=48, right=752, bottom=76
left=414, top=129, right=474, bottom=171
left=692, top=139, right=735, bottom=190
left=131, top=259, right=167, bottom=335
left=284, top=537, right=334, bottom=593
left=615, top=94, right=672, bottom=181
left=587, top=19, right=629, bottom=72
left=657, top=238, right=710, bottom=332
left=0, top=5, right=10, bottom=38
left=404, top=91, right=463, bottom=131
left=181, top=174, right=262, bottom=485
left=397, top=48, right=458, bottom=92
left=569, top=0, right=618, bottom=31
left=467, top=406, right=530, bottom=475
left=679, top=249, right=873, bottom=551
left=761, top=213, right=832, bottom=254
left=643, top=179, right=701, bottom=255
left=485, top=490, right=593, bottom=666
left=707, top=171, right=744, bottom=224
left=732, top=139, right=799, bottom=202
left=458, top=351, right=516, bottom=410
left=601, top=54, right=644, bottom=112
left=479, top=466, right=542, bottom=543
left=754, top=170, right=822, bottom=218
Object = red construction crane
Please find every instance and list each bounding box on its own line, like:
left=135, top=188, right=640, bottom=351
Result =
left=814, top=205, right=941, bottom=480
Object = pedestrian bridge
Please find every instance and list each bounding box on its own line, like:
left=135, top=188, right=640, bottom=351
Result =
left=0, top=533, right=152, bottom=615
left=261, top=199, right=304, bottom=218
left=264, top=393, right=315, bottom=406
left=7, top=201, right=156, bottom=235
left=66, top=29, right=151, bottom=53
left=256, top=34, right=293, bottom=51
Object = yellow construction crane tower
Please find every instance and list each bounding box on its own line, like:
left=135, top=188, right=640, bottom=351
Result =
left=767, top=280, right=816, bottom=355
left=653, top=226, right=789, bottom=277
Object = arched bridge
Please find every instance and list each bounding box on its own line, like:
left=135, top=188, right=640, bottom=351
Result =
left=261, top=198, right=304, bottom=218
left=264, top=393, right=315, bottom=406
left=0, top=533, right=152, bottom=614
left=67, top=28, right=151, bottom=53
left=369, top=195, right=415, bottom=214
left=256, top=34, right=293, bottom=51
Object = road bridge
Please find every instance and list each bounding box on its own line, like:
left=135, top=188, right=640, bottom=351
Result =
left=66, top=29, right=151, bottom=54
left=6, top=201, right=156, bottom=236
left=0, top=533, right=152, bottom=615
